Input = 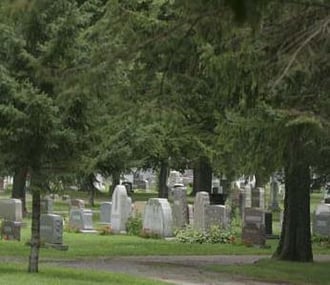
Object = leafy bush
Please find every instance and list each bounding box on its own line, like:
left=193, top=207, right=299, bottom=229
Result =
left=126, top=212, right=143, bottom=236
left=175, top=225, right=236, bottom=244
left=312, top=235, right=330, bottom=247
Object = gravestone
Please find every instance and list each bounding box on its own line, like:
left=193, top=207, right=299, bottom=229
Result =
left=243, top=184, right=252, bottom=208
left=242, top=208, right=266, bottom=246
left=205, top=204, right=230, bottom=230
left=0, top=199, right=22, bottom=222
left=187, top=204, right=194, bottom=225
left=1, top=221, right=21, bottom=241
left=100, top=202, right=112, bottom=224
left=143, top=198, right=173, bottom=237
left=269, top=176, right=280, bottom=210
left=111, top=185, right=132, bottom=233
left=41, top=198, right=54, bottom=214
left=69, top=208, right=96, bottom=232
left=193, top=191, right=210, bottom=232
left=313, top=204, right=330, bottom=236
left=0, top=177, right=4, bottom=191
left=40, top=214, right=63, bottom=244
left=251, top=187, right=265, bottom=209
left=70, top=199, right=85, bottom=209
left=169, top=187, right=188, bottom=230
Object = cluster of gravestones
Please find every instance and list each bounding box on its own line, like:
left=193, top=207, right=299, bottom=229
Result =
left=1, top=181, right=329, bottom=247
left=92, top=185, right=232, bottom=238
left=236, top=183, right=270, bottom=247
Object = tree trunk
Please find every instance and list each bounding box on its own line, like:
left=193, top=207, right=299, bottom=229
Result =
left=273, top=135, right=313, bottom=262
left=158, top=160, right=169, bottom=198
left=28, top=187, right=41, bottom=272
left=192, top=157, right=212, bottom=194
left=85, top=174, right=95, bottom=207
left=110, top=171, right=120, bottom=197
left=12, top=167, right=28, bottom=216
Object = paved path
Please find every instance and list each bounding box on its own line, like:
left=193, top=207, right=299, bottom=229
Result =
left=49, top=255, right=330, bottom=285
left=4, top=255, right=330, bottom=285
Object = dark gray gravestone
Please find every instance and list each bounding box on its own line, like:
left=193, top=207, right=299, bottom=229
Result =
left=1, top=220, right=21, bottom=241
left=242, top=208, right=266, bottom=246
left=100, top=202, right=112, bottom=224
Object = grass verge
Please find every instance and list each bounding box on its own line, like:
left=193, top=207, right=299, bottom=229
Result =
left=0, top=263, right=170, bottom=285
left=206, top=258, right=330, bottom=285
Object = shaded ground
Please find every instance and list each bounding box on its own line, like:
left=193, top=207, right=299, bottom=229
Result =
left=49, top=255, right=328, bottom=285
left=4, top=255, right=330, bottom=284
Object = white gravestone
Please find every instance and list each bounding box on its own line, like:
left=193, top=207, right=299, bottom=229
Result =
left=111, top=185, right=132, bottom=233
left=193, top=191, right=210, bottom=232
left=188, top=204, right=194, bottom=225
left=100, top=202, right=112, bottom=224
left=143, top=198, right=173, bottom=237
left=243, top=185, right=252, bottom=208
left=40, top=214, right=63, bottom=244
left=69, top=208, right=95, bottom=232
left=251, top=187, right=265, bottom=209
left=0, top=199, right=22, bottom=222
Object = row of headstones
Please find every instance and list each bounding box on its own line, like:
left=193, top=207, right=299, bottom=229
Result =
left=90, top=185, right=232, bottom=238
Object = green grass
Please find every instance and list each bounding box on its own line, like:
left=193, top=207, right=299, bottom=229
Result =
left=0, top=229, right=277, bottom=259
left=0, top=263, right=170, bottom=285
left=206, top=259, right=330, bottom=285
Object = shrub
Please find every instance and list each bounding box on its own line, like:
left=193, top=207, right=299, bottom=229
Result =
left=175, top=225, right=236, bottom=244
left=312, top=235, right=330, bottom=248
left=126, top=212, right=143, bottom=236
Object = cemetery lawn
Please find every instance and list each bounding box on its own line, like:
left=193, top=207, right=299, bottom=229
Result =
left=0, top=263, right=169, bottom=285
left=206, top=259, right=330, bottom=285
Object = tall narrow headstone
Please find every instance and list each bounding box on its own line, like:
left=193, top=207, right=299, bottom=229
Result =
left=143, top=198, right=173, bottom=237
left=251, top=187, right=265, bottom=209
left=269, top=175, right=280, bottom=210
left=187, top=204, right=194, bottom=225
left=244, top=184, right=252, bottom=208
left=170, top=187, right=188, bottom=230
left=193, top=191, right=210, bottom=232
left=110, top=185, right=132, bottom=233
